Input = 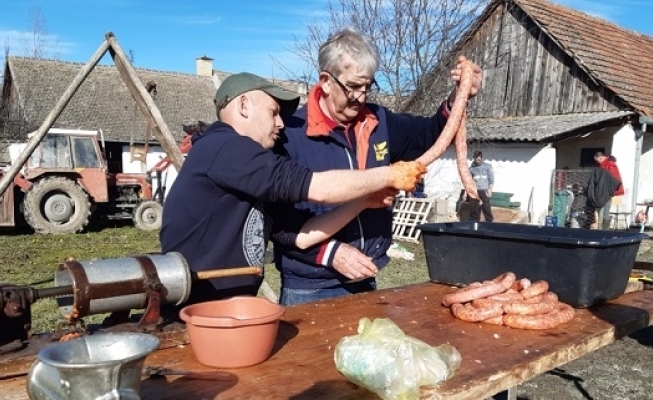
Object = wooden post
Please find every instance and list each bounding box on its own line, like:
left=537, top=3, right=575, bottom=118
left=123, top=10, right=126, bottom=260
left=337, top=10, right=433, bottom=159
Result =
left=105, top=32, right=185, bottom=171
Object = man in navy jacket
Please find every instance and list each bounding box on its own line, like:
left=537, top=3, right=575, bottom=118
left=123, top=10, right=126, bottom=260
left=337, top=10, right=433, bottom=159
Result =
left=160, top=72, right=425, bottom=306
left=273, top=28, right=483, bottom=305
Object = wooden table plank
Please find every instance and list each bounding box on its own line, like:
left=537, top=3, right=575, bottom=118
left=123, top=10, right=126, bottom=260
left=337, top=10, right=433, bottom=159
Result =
left=2, top=282, right=653, bottom=399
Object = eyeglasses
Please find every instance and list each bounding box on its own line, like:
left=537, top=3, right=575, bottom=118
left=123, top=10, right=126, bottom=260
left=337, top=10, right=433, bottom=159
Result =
left=325, top=71, right=380, bottom=100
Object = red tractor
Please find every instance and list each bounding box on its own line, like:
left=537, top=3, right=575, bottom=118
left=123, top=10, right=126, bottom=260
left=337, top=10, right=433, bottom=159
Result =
left=0, top=129, right=163, bottom=234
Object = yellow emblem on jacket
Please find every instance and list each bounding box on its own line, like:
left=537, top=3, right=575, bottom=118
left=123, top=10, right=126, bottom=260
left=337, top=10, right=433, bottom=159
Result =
left=374, top=141, right=388, bottom=161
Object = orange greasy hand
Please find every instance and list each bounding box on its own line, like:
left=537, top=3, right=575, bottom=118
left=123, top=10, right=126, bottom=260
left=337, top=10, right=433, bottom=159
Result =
left=388, top=161, right=427, bottom=191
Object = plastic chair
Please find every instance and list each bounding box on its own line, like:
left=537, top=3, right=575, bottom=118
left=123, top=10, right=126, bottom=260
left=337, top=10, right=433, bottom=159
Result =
left=609, top=196, right=630, bottom=230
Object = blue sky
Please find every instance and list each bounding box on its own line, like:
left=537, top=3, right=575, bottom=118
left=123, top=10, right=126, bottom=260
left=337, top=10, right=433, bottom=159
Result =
left=1, top=0, right=652, bottom=80
left=0, top=0, right=328, bottom=79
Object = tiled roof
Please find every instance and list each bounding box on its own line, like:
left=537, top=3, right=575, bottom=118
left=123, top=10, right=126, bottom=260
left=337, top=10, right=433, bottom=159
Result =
left=515, top=0, right=653, bottom=117
left=7, top=57, right=216, bottom=142
left=468, top=111, right=634, bottom=142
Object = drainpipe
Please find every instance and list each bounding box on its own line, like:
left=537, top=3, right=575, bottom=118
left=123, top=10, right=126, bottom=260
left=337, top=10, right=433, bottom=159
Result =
left=633, top=115, right=652, bottom=217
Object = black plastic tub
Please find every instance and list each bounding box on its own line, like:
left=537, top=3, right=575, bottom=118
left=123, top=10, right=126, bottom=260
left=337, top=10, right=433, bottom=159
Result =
left=418, top=222, right=647, bottom=307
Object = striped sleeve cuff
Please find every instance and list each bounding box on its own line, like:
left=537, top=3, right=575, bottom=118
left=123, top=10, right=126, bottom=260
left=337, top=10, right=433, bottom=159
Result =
left=316, top=240, right=341, bottom=267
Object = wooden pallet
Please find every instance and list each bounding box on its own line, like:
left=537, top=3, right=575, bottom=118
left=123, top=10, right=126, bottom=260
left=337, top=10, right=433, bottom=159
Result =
left=392, top=197, right=434, bottom=242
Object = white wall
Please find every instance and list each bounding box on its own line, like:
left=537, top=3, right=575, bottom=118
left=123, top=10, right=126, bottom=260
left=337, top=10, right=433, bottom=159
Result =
left=638, top=136, right=653, bottom=203
left=423, top=144, right=555, bottom=224
left=121, top=145, right=179, bottom=198
left=610, top=124, right=637, bottom=213
left=634, top=131, right=653, bottom=226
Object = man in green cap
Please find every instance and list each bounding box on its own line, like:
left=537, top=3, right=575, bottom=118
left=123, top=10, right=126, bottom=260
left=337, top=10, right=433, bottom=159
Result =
left=160, top=72, right=426, bottom=305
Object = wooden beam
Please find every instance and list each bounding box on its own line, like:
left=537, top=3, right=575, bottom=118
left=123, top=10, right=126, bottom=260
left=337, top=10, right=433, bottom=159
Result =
left=105, top=32, right=185, bottom=171
left=0, top=38, right=111, bottom=197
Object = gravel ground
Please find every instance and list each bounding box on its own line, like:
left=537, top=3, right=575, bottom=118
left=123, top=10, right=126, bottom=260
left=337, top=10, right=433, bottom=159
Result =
left=514, top=329, right=653, bottom=400
left=508, top=234, right=653, bottom=400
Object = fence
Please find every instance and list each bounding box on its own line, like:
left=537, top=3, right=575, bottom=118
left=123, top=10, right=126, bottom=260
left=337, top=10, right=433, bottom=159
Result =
left=392, top=197, right=435, bottom=242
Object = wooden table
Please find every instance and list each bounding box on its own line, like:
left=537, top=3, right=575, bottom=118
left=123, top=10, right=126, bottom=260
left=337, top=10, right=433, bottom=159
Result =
left=2, top=282, right=653, bottom=400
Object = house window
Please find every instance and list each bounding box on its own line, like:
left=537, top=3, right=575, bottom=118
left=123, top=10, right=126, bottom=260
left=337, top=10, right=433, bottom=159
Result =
left=580, top=147, right=604, bottom=167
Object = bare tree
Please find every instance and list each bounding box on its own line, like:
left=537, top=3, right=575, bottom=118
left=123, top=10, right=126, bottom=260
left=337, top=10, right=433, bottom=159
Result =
left=20, top=6, right=60, bottom=59
left=1, top=6, right=61, bottom=143
left=292, top=0, right=486, bottom=110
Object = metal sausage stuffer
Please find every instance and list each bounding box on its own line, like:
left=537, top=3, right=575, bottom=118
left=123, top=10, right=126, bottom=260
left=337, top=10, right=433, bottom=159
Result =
left=0, top=252, right=262, bottom=352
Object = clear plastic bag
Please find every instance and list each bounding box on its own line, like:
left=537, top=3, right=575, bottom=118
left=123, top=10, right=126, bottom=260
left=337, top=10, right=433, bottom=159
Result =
left=334, top=318, right=461, bottom=400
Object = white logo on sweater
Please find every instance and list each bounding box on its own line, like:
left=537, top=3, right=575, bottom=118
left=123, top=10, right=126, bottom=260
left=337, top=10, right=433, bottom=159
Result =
left=243, top=201, right=269, bottom=266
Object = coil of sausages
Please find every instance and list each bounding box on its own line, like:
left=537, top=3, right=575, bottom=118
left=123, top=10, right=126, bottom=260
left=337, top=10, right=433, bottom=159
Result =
left=442, top=272, right=575, bottom=330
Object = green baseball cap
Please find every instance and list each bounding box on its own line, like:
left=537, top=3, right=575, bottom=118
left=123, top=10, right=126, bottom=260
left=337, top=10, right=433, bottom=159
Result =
left=214, top=72, right=300, bottom=116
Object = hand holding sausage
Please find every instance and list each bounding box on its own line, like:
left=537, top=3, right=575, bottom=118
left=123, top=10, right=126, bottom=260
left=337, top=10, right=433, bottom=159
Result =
left=450, top=56, right=483, bottom=98
left=387, top=161, right=426, bottom=191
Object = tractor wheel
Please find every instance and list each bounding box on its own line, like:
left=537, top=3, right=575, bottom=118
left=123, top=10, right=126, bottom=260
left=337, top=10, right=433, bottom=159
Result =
left=23, top=177, right=91, bottom=234
left=133, top=200, right=163, bottom=231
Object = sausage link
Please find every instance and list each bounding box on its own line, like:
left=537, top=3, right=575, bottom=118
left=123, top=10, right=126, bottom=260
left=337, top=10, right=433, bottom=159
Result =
left=442, top=281, right=509, bottom=306
left=415, top=64, right=475, bottom=167
left=520, top=280, right=549, bottom=299
left=451, top=303, right=503, bottom=322
left=503, top=302, right=575, bottom=330
left=522, top=294, right=545, bottom=304
left=471, top=298, right=506, bottom=309
left=493, top=272, right=517, bottom=290
left=487, top=292, right=524, bottom=302
left=511, top=278, right=532, bottom=291
left=441, top=282, right=482, bottom=307
left=476, top=295, right=554, bottom=316
left=552, top=302, right=575, bottom=324
left=454, top=111, right=478, bottom=199
left=502, top=301, right=555, bottom=315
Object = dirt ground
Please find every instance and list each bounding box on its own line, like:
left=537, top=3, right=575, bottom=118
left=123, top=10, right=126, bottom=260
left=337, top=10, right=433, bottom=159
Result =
left=505, top=234, right=653, bottom=400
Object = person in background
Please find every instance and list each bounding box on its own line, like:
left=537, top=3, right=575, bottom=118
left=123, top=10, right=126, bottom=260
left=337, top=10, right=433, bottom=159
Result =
left=273, top=27, right=484, bottom=306
left=160, top=72, right=425, bottom=308
left=594, top=151, right=624, bottom=229
left=463, top=150, right=494, bottom=222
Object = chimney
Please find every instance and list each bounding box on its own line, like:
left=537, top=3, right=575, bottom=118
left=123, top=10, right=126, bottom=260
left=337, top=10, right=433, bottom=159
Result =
left=196, top=56, right=213, bottom=77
